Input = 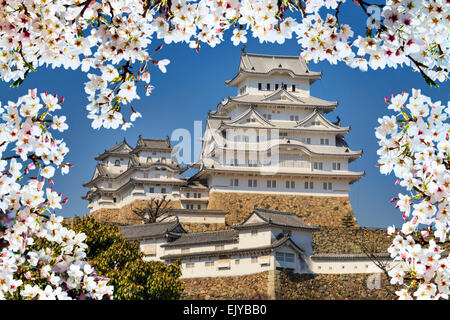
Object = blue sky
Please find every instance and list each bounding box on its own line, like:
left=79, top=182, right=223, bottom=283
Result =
left=0, top=5, right=448, bottom=228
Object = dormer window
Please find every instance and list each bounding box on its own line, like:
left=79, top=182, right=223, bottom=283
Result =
left=114, top=160, right=120, bottom=166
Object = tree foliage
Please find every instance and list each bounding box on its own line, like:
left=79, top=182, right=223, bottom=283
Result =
left=70, top=216, right=184, bottom=300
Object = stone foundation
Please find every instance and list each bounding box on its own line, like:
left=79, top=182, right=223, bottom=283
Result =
left=181, top=272, right=269, bottom=300
left=313, top=227, right=392, bottom=254
left=181, top=270, right=397, bottom=300
left=207, top=192, right=357, bottom=227
left=274, top=270, right=397, bottom=300
left=89, top=199, right=181, bottom=225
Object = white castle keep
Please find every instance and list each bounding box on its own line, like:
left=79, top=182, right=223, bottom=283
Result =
left=82, top=50, right=365, bottom=220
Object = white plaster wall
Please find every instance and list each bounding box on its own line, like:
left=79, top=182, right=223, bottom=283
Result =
left=179, top=254, right=274, bottom=278
left=310, top=260, right=405, bottom=274
left=237, top=229, right=272, bottom=249
left=208, top=175, right=350, bottom=195
left=137, top=151, right=176, bottom=164
left=238, top=76, right=310, bottom=97
left=176, top=214, right=225, bottom=224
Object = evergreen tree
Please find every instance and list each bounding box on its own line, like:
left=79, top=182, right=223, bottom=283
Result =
left=71, top=216, right=183, bottom=300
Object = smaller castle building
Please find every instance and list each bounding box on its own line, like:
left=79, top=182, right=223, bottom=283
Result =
left=120, top=208, right=395, bottom=279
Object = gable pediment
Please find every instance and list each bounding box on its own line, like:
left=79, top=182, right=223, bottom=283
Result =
left=243, top=213, right=266, bottom=225
left=262, top=89, right=303, bottom=103
left=295, top=110, right=341, bottom=130
left=227, top=107, right=274, bottom=127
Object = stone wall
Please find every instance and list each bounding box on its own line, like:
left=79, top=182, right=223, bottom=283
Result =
left=182, top=272, right=269, bottom=300
left=181, top=270, right=397, bottom=300
left=207, top=192, right=357, bottom=227
left=89, top=199, right=181, bottom=225
left=312, top=227, right=392, bottom=254
left=274, top=270, right=397, bottom=300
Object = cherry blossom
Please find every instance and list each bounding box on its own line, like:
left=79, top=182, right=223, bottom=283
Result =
left=376, top=89, right=449, bottom=300
left=0, top=90, right=113, bottom=300
left=0, top=1, right=447, bottom=130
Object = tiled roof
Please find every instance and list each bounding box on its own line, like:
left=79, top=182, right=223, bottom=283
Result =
left=234, top=207, right=320, bottom=231
left=161, top=230, right=239, bottom=248
left=120, top=219, right=183, bottom=240
left=224, top=93, right=337, bottom=108
left=240, top=53, right=319, bottom=77
left=136, top=137, right=172, bottom=150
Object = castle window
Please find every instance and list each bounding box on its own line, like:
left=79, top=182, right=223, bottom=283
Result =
left=251, top=256, right=258, bottom=263
left=205, top=261, right=214, bottom=267
left=290, top=115, right=299, bottom=121
left=313, top=162, right=323, bottom=170
left=320, top=138, right=330, bottom=145
left=185, top=263, right=195, bottom=269
left=323, top=182, right=332, bottom=190
left=251, top=230, right=258, bottom=236
left=230, top=179, right=239, bottom=187
left=239, top=86, right=246, bottom=95
left=248, top=179, right=257, bottom=188
left=283, top=84, right=287, bottom=90
left=144, top=173, right=148, bottom=178
left=161, top=187, right=166, bottom=194
left=197, top=205, right=201, bottom=210
left=108, top=183, right=112, bottom=188
left=266, top=83, right=270, bottom=90
left=333, top=162, right=341, bottom=170
left=114, top=160, right=120, bottom=166
left=306, top=138, right=311, bottom=144
left=275, top=84, right=279, bottom=90
left=149, top=187, right=154, bottom=193
left=186, top=192, right=190, bottom=198
left=267, top=180, right=276, bottom=188
left=286, top=181, right=295, bottom=189
left=235, top=259, right=240, bottom=265
left=292, top=85, right=296, bottom=92
left=181, top=248, right=190, bottom=254
left=305, top=181, right=314, bottom=189
left=215, top=245, right=224, bottom=251
left=285, top=253, right=295, bottom=263
left=258, top=83, right=262, bottom=90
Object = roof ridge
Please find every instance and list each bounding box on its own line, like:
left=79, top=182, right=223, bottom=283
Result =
left=180, top=230, right=237, bottom=237
left=254, top=207, right=296, bottom=216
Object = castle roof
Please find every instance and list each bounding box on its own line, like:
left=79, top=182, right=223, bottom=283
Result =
left=120, top=218, right=186, bottom=241
left=226, top=52, right=322, bottom=87
left=218, top=90, right=337, bottom=111
left=161, top=230, right=239, bottom=248
left=95, top=139, right=133, bottom=161
left=234, top=207, right=320, bottom=231
left=135, top=136, right=172, bottom=150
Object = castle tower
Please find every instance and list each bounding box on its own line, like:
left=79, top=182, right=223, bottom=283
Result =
left=192, top=51, right=364, bottom=226
left=82, top=137, right=188, bottom=212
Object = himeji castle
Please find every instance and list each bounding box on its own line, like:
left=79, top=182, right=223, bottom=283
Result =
left=83, top=50, right=365, bottom=228
left=193, top=51, right=364, bottom=199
